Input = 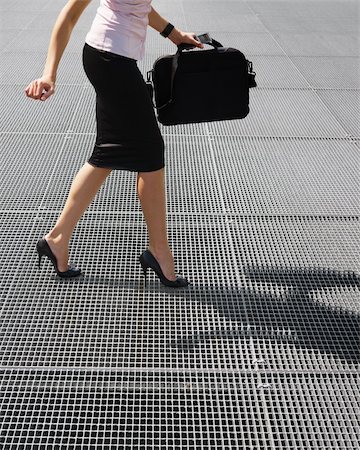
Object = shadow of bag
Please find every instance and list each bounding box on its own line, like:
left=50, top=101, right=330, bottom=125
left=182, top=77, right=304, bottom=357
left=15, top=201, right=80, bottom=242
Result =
left=146, top=37, right=257, bottom=126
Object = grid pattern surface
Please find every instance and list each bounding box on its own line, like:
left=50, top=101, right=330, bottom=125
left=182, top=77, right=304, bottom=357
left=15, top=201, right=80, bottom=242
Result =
left=1, top=0, right=359, bottom=448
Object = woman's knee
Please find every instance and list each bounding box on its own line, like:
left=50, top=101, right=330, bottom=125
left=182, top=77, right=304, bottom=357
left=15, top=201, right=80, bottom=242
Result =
left=85, top=162, right=112, bottom=174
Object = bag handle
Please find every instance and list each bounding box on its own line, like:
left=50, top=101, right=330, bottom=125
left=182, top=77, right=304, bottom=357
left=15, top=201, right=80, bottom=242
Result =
left=177, top=38, right=223, bottom=52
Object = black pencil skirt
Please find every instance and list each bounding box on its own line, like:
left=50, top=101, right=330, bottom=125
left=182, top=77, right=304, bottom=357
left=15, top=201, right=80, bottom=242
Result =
left=82, top=42, right=165, bottom=172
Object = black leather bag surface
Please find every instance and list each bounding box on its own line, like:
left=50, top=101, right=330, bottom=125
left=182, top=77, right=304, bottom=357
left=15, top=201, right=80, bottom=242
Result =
left=146, top=38, right=256, bottom=126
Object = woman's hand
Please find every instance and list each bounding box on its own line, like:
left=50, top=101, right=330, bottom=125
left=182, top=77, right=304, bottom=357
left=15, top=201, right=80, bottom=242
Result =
left=24, top=75, right=56, bottom=101
left=168, top=28, right=204, bottom=49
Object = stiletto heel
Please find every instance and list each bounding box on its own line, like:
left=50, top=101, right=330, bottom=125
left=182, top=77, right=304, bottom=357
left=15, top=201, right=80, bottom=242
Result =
left=138, top=255, right=148, bottom=286
left=36, top=237, right=83, bottom=279
left=138, top=249, right=190, bottom=288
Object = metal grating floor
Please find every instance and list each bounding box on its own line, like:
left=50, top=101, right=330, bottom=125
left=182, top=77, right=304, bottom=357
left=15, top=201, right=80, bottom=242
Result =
left=1, top=0, right=359, bottom=448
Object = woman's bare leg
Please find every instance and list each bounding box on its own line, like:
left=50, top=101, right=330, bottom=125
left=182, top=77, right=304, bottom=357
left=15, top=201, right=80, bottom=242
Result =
left=136, top=167, right=177, bottom=281
left=44, top=162, right=112, bottom=271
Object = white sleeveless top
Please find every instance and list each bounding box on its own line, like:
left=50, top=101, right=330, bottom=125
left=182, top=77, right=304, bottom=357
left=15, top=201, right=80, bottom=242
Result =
left=85, top=0, right=152, bottom=61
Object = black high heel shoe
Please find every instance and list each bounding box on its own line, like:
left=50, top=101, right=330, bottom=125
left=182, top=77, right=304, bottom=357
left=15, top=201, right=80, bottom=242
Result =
left=138, top=249, right=190, bottom=288
left=36, top=237, right=83, bottom=278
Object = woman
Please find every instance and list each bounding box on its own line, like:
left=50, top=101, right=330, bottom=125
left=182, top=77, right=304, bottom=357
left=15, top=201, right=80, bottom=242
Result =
left=25, top=0, right=203, bottom=287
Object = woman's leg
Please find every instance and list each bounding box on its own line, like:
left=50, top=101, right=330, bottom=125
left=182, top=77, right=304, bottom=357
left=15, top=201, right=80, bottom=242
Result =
left=44, top=162, right=112, bottom=271
left=136, top=167, right=177, bottom=281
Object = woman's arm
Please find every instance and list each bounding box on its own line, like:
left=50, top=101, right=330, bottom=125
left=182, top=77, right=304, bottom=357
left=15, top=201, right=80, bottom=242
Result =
left=148, top=6, right=203, bottom=49
left=25, top=0, right=92, bottom=101
left=42, top=0, right=92, bottom=81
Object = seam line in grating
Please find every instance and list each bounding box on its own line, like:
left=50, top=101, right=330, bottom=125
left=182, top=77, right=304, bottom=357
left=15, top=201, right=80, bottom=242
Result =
left=1, top=366, right=358, bottom=375
left=2, top=82, right=359, bottom=91
left=2, top=131, right=358, bottom=141
left=34, top=212, right=360, bottom=220
left=1, top=210, right=359, bottom=220
left=205, top=135, right=359, bottom=141
left=255, top=87, right=360, bottom=91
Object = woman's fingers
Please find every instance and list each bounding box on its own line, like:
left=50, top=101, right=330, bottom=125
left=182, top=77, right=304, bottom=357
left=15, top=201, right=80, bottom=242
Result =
left=25, top=81, right=38, bottom=98
left=24, top=83, right=33, bottom=97
left=192, top=33, right=201, bottom=43
left=40, top=84, right=55, bottom=101
left=189, top=32, right=204, bottom=48
left=24, top=80, right=41, bottom=99
left=24, top=78, right=55, bottom=101
left=35, top=80, right=43, bottom=98
left=34, top=80, right=47, bottom=99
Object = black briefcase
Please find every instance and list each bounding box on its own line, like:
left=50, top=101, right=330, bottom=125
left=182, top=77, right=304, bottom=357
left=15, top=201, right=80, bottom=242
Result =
left=146, top=36, right=256, bottom=126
